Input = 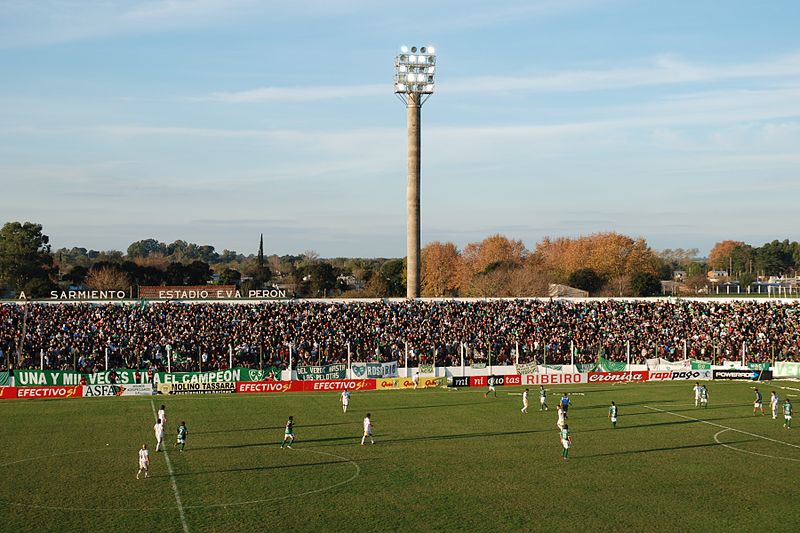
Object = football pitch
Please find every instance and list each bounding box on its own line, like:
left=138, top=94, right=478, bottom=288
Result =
left=1, top=381, right=799, bottom=532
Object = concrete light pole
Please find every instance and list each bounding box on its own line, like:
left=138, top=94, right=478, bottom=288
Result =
left=395, top=45, right=435, bottom=298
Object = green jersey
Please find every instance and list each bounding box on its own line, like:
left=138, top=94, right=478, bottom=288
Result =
left=488, top=377, right=496, bottom=387
left=784, top=403, right=793, bottom=416
left=560, top=428, right=569, bottom=441
left=609, top=405, right=617, bottom=418
left=700, top=388, right=708, bottom=399
left=177, top=425, right=188, bottom=441
left=285, top=419, right=294, bottom=435
left=540, top=389, right=547, bottom=399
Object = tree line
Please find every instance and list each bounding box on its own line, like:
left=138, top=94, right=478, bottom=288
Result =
left=1, top=221, right=798, bottom=299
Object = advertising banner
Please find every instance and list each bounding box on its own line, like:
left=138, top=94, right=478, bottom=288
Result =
left=15, top=386, right=83, bottom=399
left=522, top=373, right=586, bottom=385
left=351, top=361, right=399, bottom=379
left=155, top=368, right=246, bottom=384
left=83, top=384, right=125, bottom=397
left=418, top=377, right=446, bottom=389
left=588, top=371, right=649, bottom=383
left=774, top=362, right=800, bottom=378
left=648, top=370, right=712, bottom=381
left=120, top=384, right=156, bottom=396
left=296, top=364, right=347, bottom=381
left=0, top=386, right=16, bottom=399
left=157, top=382, right=236, bottom=394
left=713, top=369, right=773, bottom=381
left=375, top=377, right=417, bottom=390
left=451, top=376, right=471, bottom=388
left=301, top=379, right=376, bottom=392
left=470, top=376, right=506, bottom=387
left=504, top=375, right=522, bottom=386
left=237, top=381, right=297, bottom=394
left=515, top=362, right=537, bottom=375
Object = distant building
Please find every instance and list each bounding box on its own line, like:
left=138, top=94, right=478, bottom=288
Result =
left=707, top=270, right=728, bottom=282
left=673, top=270, right=687, bottom=281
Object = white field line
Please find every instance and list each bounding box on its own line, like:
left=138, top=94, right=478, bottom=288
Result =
left=151, top=400, right=189, bottom=533
left=713, top=429, right=800, bottom=462
left=644, top=405, right=800, bottom=449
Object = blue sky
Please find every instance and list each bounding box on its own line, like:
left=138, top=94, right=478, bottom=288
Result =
left=1, top=0, right=799, bottom=258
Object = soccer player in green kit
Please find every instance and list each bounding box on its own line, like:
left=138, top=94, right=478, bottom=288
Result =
left=176, top=421, right=188, bottom=452
left=608, top=401, right=618, bottom=428
left=559, top=424, right=572, bottom=461
left=784, top=399, right=793, bottom=429
left=281, top=416, right=295, bottom=448
left=539, top=386, right=548, bottom=411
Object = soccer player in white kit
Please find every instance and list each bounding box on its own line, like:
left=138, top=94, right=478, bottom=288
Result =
left=693, top=382, right=702, bottom=407
left=361, top=413, right=374, bottom=445
left=412, top=372, right=419, bottom=390
left=521, top=388, right=529, bottom=413
left=556, top=404, right=566, bottom=430
left=153, top=418, right=164, bottom=452
left=341, top=389, right=350, bottom=413
left=158, top=405, right=167, bottom=427
left=137, top=444, right=150, bottom=479
left=770, top=391, right=780, bottom=420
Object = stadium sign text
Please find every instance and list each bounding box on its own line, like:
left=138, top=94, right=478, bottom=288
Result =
left=588, top=371, right=649, bottom=383
left=522, top=373, right=586, bottom=385
left=157, top=382, right=236, bottom=394
left=237, top=381, right=295, bottom=394
left=15, top=386, right=83, bottom=399
left=50, top=290, right=128, bottom=300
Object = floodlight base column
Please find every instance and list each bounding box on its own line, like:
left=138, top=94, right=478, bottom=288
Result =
left=406, top=94, right=421, bottom=299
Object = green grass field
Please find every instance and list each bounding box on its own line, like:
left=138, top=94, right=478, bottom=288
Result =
left=1, top=381, right=799, bottom=532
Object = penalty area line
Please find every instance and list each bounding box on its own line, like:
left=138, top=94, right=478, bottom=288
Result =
left=151, top=399, right=190, bottom=533
left=644, top=405, right=800, bottom=450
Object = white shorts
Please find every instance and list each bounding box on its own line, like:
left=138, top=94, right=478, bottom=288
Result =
left=139, top=461, right=148, bottom=469
left=611, top=417, right=617, bottom=423
left=523, top=400, right=529, bottom=406
left=786, top=415, right=793, bottom=420
left=363, top=429, right=373, bottom=436
left=488, top=386, right=496, bottom=391
left=342, top=401, right=349, bottom=406
left=754, top=402, right=763, bottom=408
left=561, top=440, right=570, bottom=449
left=540, top=397, right=546, bottom=404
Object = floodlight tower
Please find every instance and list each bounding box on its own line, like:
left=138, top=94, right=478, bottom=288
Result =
left=395, top=45, right=436, bottom=299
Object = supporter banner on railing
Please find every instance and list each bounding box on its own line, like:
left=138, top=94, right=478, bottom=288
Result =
left=241, top=367, right=283, bottom=381
left=596, top=357, right=627, bottom=372
left=747, top=363, right=770, bottom=371
left=15, top=386, right=83, bottom=399
left=0, top=373, right=9, bottom=386
left=774, top=362, right=800, bottom=378
left=515, top=362, right=537, bottom=375
left=351, top=361, right=398, bottom=379
left=157, top=382, right=236, bottom=394
left=691, top=360, right=712, bottom=370
left=296, top=364, right=347, bottom=381
left=419, top=364, right=435, bottom=375
left=156, top=369, right=245, bottom=384
left=15, top=369, right=141, bottom=386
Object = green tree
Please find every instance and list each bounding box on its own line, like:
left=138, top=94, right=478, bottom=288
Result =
left=630, top=272, right=662, bottom=296
left=567, top=268, right=604, bottom=294
left=0, top=222, right=55, bottom=296
left=303, top=261, right=337, bottom=297
left=219, top=268, right=242, bottom=286
left=126, top=238, right=167, bottom=258
left=380, top=258, right=406, bottom=297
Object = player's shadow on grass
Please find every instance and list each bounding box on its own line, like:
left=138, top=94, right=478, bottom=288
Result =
left=577, top=438, right=758, bottom=458
left=309, top=428, right=547, bottom=446
left=190, top=435, right=359, bottom=450
left=193, top=422, right=353, bottom=435
left=158, top=458, right=376, bottom=479
left=373, top=401, right=488, bottom=412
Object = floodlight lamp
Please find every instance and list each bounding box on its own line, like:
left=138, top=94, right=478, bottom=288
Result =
left=399, top=54, right=407, bottom=63
left=425, top=84, right=434, bottom=92
left=411, top=46, right=417, bottom=53
left=428, top=66, right=435, bottom=73
left=427, top=46, right=435, bottom=54
left=397, top=83, right=406, bottom=92
left=409, top=55, right=417, bottom=63
left=400, top=46, right=409, bottom=53
left=399, top=65, right=407, bottom=72
left=420, top=46, right=426, bottom=53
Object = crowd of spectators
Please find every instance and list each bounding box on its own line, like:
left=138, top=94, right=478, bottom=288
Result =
left=1, top=299, right=799, bottom=373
